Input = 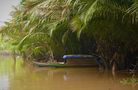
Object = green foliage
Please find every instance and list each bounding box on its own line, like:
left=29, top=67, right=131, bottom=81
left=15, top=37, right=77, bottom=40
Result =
left=126, top=0, right=138, bottom=23
left=0, top=0, right=138, bottom=66
left=120, top=76, right=138, bottom=85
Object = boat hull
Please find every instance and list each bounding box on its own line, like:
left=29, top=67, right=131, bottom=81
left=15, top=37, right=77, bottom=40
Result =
left=32, top=61, right=97, bottom=68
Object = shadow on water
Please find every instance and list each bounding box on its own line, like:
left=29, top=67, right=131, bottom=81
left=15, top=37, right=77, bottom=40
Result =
left=0, top=55, right=137, bottom=90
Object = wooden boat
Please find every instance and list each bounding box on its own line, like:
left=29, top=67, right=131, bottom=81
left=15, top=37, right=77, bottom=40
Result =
left=32, top=55, right=107, bottom=68
left=32, top=61, right=97, bottom=68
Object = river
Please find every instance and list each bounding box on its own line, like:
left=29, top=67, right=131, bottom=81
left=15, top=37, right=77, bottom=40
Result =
left=0, top=56, right=137, bottom=90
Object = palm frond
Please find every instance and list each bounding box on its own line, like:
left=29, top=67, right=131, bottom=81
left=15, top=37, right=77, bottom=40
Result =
left=18, top=32, right=49, bottom=51
left=126, top=0, right=138, bottom=23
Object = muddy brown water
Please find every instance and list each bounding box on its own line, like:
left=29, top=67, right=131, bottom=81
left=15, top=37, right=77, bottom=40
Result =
left=0, top=56, right=137, bottom=90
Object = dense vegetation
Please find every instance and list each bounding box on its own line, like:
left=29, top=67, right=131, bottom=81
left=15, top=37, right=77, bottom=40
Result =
left=0, top=0, right=138, bottom=70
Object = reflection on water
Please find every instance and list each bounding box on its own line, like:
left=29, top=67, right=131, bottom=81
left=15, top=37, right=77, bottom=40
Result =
left=0, top=75, right=9, bottom=90
left=0, top=56, right=137, bottom=90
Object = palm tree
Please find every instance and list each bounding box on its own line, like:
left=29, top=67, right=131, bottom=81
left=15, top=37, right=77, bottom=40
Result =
left=0, top=0, right=81, bottom=60
left=0, top=0, right=137, bottom=70
left=71, top=0, right=138, bottom=69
